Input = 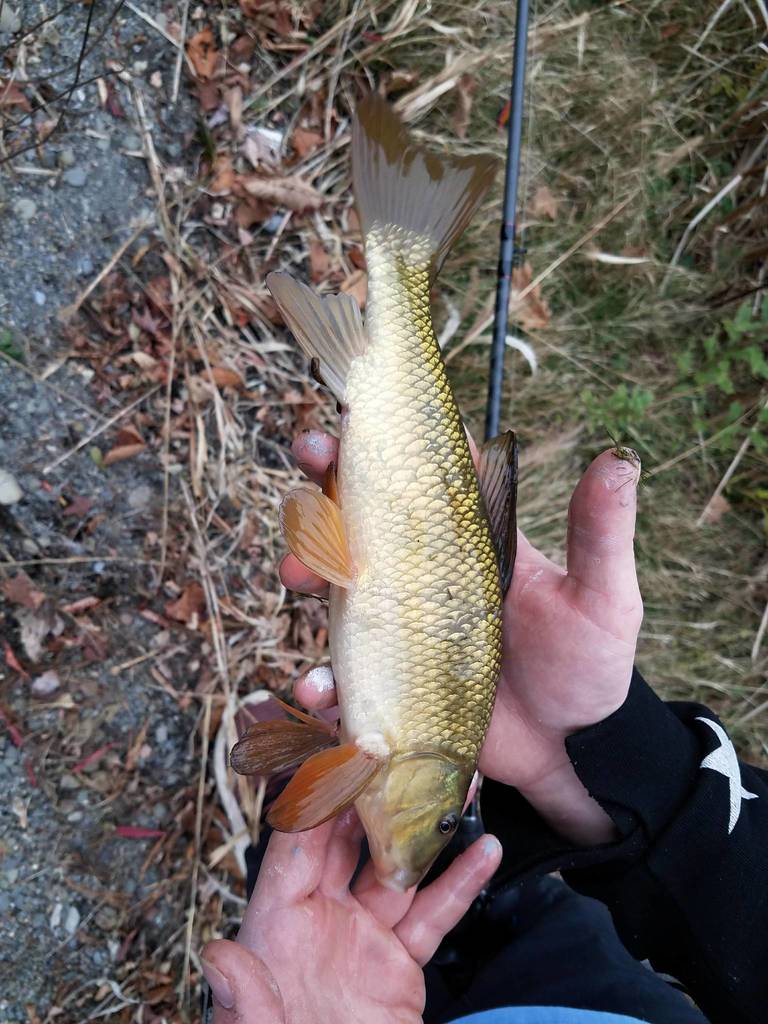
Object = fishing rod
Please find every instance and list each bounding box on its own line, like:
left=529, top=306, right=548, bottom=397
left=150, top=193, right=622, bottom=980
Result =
left=485, top=0, right=531, bottom=442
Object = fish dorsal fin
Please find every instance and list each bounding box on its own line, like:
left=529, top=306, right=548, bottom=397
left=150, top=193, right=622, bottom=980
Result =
left=477, top=431, right=518, bottom=596
left=230, top=719, right=336, bottom=776
left=266, top=272, right=367, bottom=403
left=280, top=487, right=355, bottom=588
left=352, top=95, right=499, bottom=279
left=267, top=743, right=380, bottom=832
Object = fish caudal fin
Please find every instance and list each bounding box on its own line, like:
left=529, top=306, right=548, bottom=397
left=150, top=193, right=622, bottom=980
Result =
left=477, top=431, right=518, bottom=595
left=230, top=718, right=336, bottom=776
left=266, top=271, right=366, bottom=404
left=352, top=94, right=498, bottom=278
left=280, top=487, right=355, bottom=588
left=268, top=743, right=380, bottom=832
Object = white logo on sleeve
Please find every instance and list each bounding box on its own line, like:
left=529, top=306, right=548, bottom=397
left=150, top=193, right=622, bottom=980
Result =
left=696, top=717, right=758, bottom=834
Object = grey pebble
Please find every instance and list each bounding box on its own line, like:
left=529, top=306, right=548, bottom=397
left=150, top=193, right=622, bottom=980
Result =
left=58, top=147, right=76, bottom=169
left=154, top=723, right=168, bottom=744
left=62, top=167, right=87, bottom=188
left=123, top=134, right=142, bottom=151
left=67, top=810, right=83, bottom=823
left=14, top=198, right=36, bottom=221
left=0, top=893, right=11, bottom=913
left=33, top=291, right=46, bottom=306
left=95, top=905, right=118, bottom=931
left=64, top=905, right=80, bottom=935
left=59, top=773, right=79, bottom=790
left=128, top=484, right=151, bottom=509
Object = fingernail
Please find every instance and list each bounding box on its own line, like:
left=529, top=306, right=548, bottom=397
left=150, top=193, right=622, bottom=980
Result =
left=305, top=665, right=335, bottom=693
left=201, top=959, right=235, bottom=1010
left=612, top=445, right=640, bottom=468
left=482, top=835, right=501, bottom=858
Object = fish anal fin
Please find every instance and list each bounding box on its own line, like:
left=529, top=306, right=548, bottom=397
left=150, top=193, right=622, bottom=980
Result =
left=352, top=95, right=499, bottom=279
left=267, top=743, right=380, bottom=832
left=280, top=487, right=355, bottom=588
left=230, top=719, right=336, bottom=776
left=266, top=272, right=367, bottom=403
left=478, top=430, right=518, bottom=596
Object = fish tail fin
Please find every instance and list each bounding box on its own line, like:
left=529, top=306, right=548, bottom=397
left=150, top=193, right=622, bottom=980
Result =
left=352, top=94, right=498, bottom=278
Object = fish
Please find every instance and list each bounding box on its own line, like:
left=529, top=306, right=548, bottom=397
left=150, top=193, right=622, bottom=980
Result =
left=231, top=95, right=518, bottom=891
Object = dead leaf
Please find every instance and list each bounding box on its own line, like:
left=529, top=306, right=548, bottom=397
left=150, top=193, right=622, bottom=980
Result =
left=530, top=185, right=559, bottom=221
left=340, top=269, right=367, bottom=309
left=18, top=606, right=62, bottom=663
left=203, top=366, right=245, bottom=389
left=510, top=262, right=550, bottom=330
left=228, top=86, right=243, bottom=134
left=104, top=79, right=126, bottom=118
left=291, top=127, right=324, bottom=159
left=187, top=26, right=219, bottom=80
left=700, top=493, right=731, bottom=525
left=209, top=154, right=235, bottom=194
left=62, top=495, right=93, bottom=518
left=241, top=174, right=323, bottom=212
left=60, top=596, right=101, bottom=615
left=104, top=425, right=146, bottom=467
left=3, top=640, right=29, bottom=680
left=309, top=239, right=331, bottom=283
left=0, top=79, right=30, bottom=111
left=195, top=80, right=221, bottom=112
left=1, top=573, right=46, bottom=610
left=242, top=127, right=283, bottom=169
left=165, top=582, right=206, bottom=624
left=452, top=74, right=475, bottom=139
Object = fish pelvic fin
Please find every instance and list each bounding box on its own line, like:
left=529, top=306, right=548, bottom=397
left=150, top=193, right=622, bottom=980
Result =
left=352, top=94, right=499, bottom=280
left=478, top=430, right=518, bottom=596
left=267, top=743, right=381, bottom=832
left=230, top=718, right=336, bottom=776
left=266, top=271, right=367, bottom=403
left=280, top=487, right=355, bottom=588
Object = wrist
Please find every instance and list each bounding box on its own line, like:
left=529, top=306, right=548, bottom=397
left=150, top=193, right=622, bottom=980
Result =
left=517, top=761, right=617, bottom=846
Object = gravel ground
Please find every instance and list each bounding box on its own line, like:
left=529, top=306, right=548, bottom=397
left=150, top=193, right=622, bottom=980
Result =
left=1, top=3, right=201, bottom=1020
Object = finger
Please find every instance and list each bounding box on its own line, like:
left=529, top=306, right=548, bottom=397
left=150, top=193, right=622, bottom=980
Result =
left=201, top=940, right=285, bottom=1024
left=318, top=807, right=366, bottom=897
left=352, top=858, right=417, bottom=929
left=247, top=822, right=335, bottom=917
left=279, top=555, right=330, bottom=598
left=292, top=430, right=339, bottom=484
left=295, top=664, right=339, bottom=710
left=394, top=835, right=502, bottom=967
left=565, top=448, right=642, bottom=611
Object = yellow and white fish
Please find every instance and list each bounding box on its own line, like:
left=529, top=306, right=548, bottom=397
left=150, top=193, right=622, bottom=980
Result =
left=232, top=96, right=517, bottom=891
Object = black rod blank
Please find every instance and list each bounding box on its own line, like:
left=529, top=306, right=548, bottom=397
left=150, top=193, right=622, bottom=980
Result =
left=484, top=0, right=531, bottom=442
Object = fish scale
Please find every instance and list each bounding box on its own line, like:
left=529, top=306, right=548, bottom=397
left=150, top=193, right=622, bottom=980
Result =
left=330, top=235, right=502, bottom=768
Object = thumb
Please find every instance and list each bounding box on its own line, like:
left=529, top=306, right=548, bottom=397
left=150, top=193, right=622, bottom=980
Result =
left=201, top=940, right=285, bottom=1024
left=565, top=448, right=642, bottom=624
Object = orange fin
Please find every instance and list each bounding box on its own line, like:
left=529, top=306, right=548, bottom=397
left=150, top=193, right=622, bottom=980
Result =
left=267, top=693, right=335, bottom=730
left=322, top=461, right=340, bottom=506
left=280, top=487, right=354, bottom=588
left=230, top=719, right=336, bottom=776
left=267, top=743, right=380, bottom=832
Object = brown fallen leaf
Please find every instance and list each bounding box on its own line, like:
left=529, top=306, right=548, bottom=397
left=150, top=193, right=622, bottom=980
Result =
left=341, top=269, right=368, bottom=309
left=1, top=573, right=46, bottom=610
left=203, top=366, right=245, bottom=389
left=209, top=154, right=235, bottom=194
left=62, top=494, right=93, bottom=518
left=104, top=425, right=147, bottom=467
left=452, top=74, right=475, bottom=140
left=165, top=582, right=206, bottom=624
left=510, top=262, right=550, bottom=331
left=241, top=174, right=323, bottom=212
left=291, top=127, right=324, bottom=159
left=0, top=79, right=31, bottom=111
left=187, top=26, right=219, bottom=80
left=700, top=493, right=731, bottom=525
left=529, top=185, right=559, bottom=221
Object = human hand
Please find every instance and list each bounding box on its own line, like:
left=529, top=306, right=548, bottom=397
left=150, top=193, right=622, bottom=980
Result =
left=282, top=430, right=643, bottom=845
left=201, top=811, right=502, bottom=1023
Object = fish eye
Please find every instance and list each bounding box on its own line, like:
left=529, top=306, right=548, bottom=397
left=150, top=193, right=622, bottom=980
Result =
left=438, top=813, right=459, bottom=835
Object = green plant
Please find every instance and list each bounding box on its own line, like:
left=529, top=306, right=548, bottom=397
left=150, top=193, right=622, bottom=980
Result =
left=0, top=327, right=23, bottom=362
left=580, top=382, right=655, bottom=443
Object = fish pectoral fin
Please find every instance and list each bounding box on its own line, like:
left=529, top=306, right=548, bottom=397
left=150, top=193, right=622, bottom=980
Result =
left=322, top=460, right=340, bottom=506
left=477, top=430, right=518, bottom=596
left=267, top=743, right=380, bottom=832
left=266, top=271, right=367, bottom=404
left=280, top=487, right=355, bottom=588
left=230, top=719, right=336, bottom=776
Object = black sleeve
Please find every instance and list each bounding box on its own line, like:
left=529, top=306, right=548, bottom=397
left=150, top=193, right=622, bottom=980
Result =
left=481, top=668, right=768, bottom=1024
